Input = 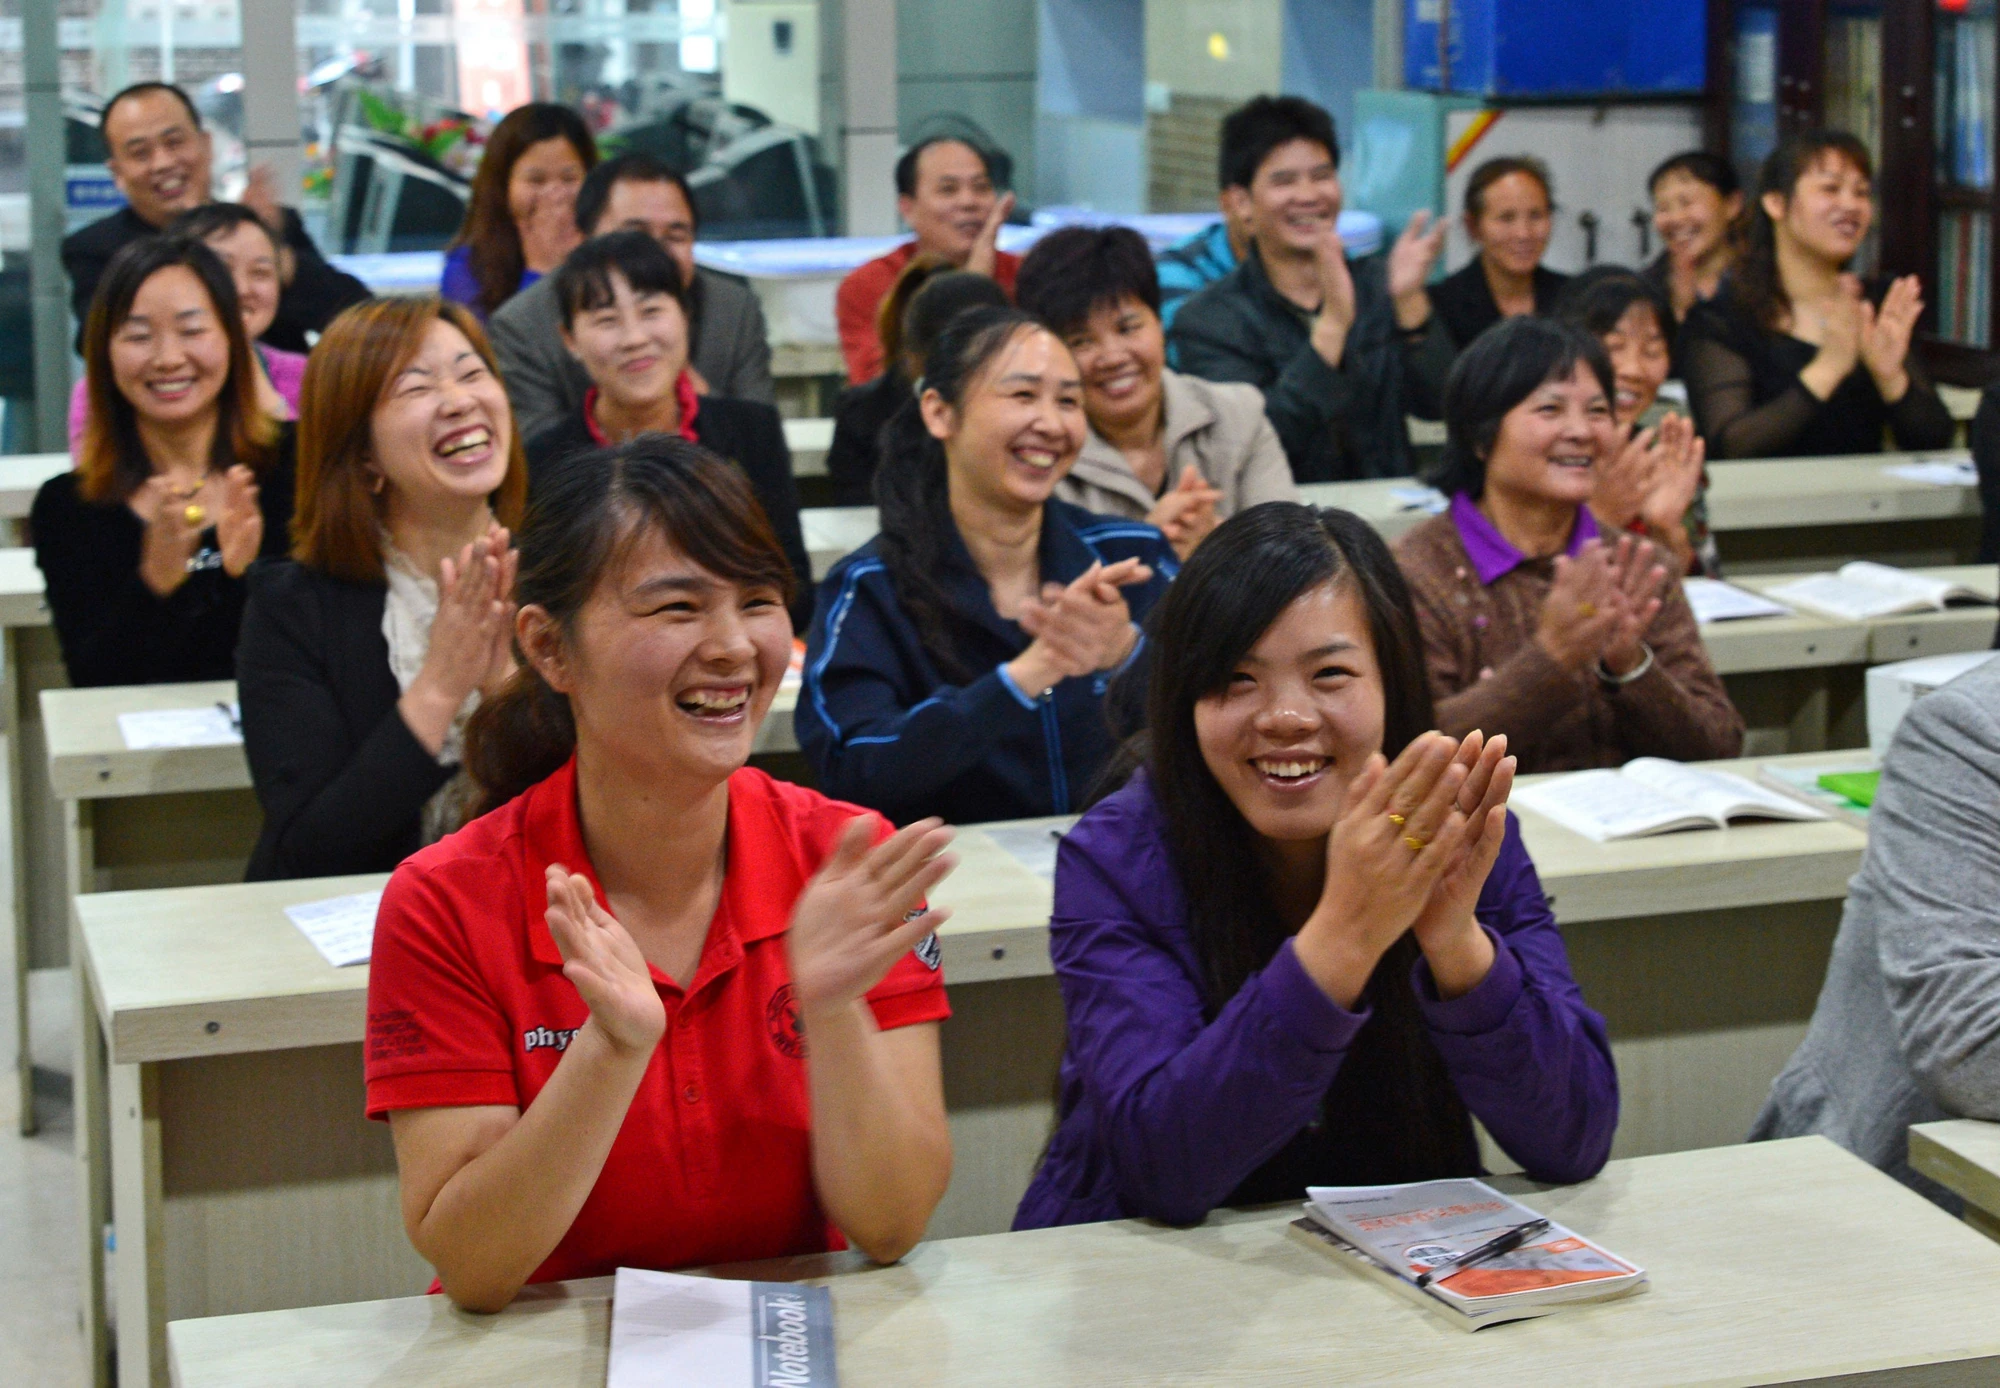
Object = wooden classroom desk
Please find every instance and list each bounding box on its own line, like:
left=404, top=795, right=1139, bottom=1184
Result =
left=784, top=415, right=832, bottom=478
left=0, top=452, right=69, bottom=541
left=0, top=547, right=58, bottom=1137
left=166, top=1139, right=2000, bottom=1388
left=1910, top=1119, right=2000, bottom=1243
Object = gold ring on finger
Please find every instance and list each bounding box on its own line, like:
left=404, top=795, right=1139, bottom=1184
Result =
left=1403, top=835, right=1427, bottom=852
left=1577, top=602, right=1596, bottom=618
left=1387, top=812, right=1407, bottom=827
left=183, top=504, right=207, bottom=527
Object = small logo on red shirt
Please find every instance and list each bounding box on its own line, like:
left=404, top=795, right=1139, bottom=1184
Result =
left=766, top=983, right=806, bottom=1059
left=523, top=1025, right=580, bottom=1053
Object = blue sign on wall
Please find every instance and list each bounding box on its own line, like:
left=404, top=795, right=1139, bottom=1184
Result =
left=1406, top=0, right=1706, bottom=98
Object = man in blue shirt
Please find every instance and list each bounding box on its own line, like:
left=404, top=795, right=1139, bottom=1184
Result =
left=1156, top=207, right=1250, bottom=332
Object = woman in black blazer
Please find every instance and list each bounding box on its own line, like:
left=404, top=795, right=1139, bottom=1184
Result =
left=524, top=229, right=814, bottom=628
left=238, top=295, right=527, bottom=881
left=35, top=234, right=295, bottom=687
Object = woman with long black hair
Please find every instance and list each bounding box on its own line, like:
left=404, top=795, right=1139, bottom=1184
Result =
left=1014, top=503, right=1616, bottom=1229
left=799, top=305, right=1178, bottom=825
left=1679, top=130, right=1951, bottom=459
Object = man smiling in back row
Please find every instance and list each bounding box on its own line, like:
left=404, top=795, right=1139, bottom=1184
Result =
left=63, top=81, right=366, bottom=354
left=1170, top=96, right=1452, bottom=484
left=835, top=136, right=1021, bottom=384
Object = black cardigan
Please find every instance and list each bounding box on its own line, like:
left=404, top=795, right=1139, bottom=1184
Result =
left=237, top=559, right=453, bottom=881
left=825, top=373, right=908, bottom=507
left=1429, top=259, right=1570, bottom=350
left=31, top=426, right=297, bottom=688
left=526, top=396, right=816, bottom=630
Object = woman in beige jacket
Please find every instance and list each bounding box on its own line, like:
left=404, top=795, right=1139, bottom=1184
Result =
left=1016, top=225, right=1296, bottom=558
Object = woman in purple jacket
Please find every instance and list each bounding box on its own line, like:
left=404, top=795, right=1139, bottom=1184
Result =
left=1014, top=502, right=1617, bottom=1229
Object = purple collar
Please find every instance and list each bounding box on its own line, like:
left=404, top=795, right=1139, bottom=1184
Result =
left=1449, top=492, right=1597, bottom=586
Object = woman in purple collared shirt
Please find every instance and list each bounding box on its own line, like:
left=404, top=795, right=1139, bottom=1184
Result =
left=1014, top=502, right=1617, bottom=1230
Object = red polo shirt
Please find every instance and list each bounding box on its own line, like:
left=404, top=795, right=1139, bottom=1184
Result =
left=834, top=240, right=1021, bottom=385
left=364, top=757, right=950, bottom=1283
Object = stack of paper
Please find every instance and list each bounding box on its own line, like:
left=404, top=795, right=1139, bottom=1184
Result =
left=284, top=890, right=384, bottom=968
left=118, top=703, right=241, bottom=750
left=1683, top=578, right=1792, bottom=624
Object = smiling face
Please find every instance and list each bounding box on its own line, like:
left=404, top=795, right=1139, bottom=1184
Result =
left=899, top=141, right=999, bottom=264
left=103, top=89, right=213, bottom=228
left=1481, top=361, right=1617, bottom=512
left=538, top=523, right=793, bottom=787
left=562, top=269, right=690, bottom=414
left=1194, top=580, right=1385, bottom=844
left=109, top=264, right=231, bottom=428
left=202, top=219, right=282, bottom=344
left=1245, top=137, right=1343, bottom=258
left=1059, top=294, right=1166, bottom=439
left=1767, top=152, right=1873, bottom=266
left=1470, top=170, right=1553, bottom=278
left=924, top=326, right=1086, bottom=515
left=507, top=135, right=589, bottom=232
left=1652, top=168, right=1741, bottom=269
left=369, top=318, right=513, bottom=516
left=591, top=178, right=698, bottom=288
left=1599, top=301, right=1670, bottom=427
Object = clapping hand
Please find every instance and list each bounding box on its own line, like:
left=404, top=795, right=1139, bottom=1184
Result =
left=215, top=465, right=264, bottom=577
left=1859, top=274, right=1923, bottom=402
left=965, top=193, right=1017, bottom=278
left=1409, top=731, right=1515, bottom=961
left=400, top=525, right=518, bottom=754
left=1309, top=225, right=1358, bottom=368
left=1145, top=468, right=1223, bottom=560
left=544, top=867, right=665, bottom=1056
left=1009, top=557, right=1152, bottom=694
left=132, top=476, right=205, bottom=597
left=1387, top=209, right=1447, bottom=327
left=787, top=818, right=958, bottom=1014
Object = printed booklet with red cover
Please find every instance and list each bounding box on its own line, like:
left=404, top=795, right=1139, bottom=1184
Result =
left=1289, top=1178, right=1647, bottom=1330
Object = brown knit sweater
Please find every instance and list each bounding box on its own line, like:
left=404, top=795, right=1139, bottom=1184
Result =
left=1392, top=511, right=1745, bottom=774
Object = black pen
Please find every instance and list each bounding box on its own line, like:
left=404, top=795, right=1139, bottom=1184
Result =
left=1414, top=1217, right=1551, bottom=1289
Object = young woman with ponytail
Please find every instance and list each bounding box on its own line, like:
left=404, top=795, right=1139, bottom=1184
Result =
left=1014, top=503, right=1617, bottom=1229
left=364, top=436, right=955, bottom=1312
left=798, top=306, right=1179, bottom=825
left=1679, top=131, right=1951, bottom=459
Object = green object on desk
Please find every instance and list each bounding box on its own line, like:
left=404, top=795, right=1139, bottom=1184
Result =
left=1817, top=770, right=1881, bottom=807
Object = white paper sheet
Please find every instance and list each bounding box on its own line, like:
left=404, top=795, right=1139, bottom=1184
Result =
left=1883, top=458, right=1979, bottom=487
left=980, top=822, right=1063, bottom=883
left=1683, top=578, right=1792, bottom=624
left=117, top=703, right=241, bottom=750
left=284, top=890, right=383, bottom=968
left=1388, top=485, right=1448, bottom=514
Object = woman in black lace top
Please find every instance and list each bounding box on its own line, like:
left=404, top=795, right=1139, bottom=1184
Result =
left=1680, top=130, right=1951, bottom=460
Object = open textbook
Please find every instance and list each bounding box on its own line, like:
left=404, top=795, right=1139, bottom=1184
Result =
left=1682, top=577, right=1792, bottom=624
left=1762, top=562, right=1991, bottom=620
left=1512, top=758, right=1828, bottom=842
left=1288, top=1178, right=1645, bottom=1330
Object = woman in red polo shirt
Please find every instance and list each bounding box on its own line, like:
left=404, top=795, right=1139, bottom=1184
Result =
left=364, top=435, right=956, bottom=1312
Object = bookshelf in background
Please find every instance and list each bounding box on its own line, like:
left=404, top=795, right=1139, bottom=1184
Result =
left=1705, top=0, right=2000, bottom=383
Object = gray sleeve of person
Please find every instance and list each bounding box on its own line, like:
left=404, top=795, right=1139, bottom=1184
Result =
left=1867, top=664, right=2000, bottom=1119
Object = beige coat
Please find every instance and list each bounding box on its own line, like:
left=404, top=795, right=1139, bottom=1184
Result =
left=1055, top=368, right=1297, bottom=522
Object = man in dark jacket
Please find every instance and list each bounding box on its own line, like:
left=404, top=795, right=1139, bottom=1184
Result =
left=63, top=81, right=368, bottom=352
left=1170, top=95, right=1452, bottom=483
left=488, top=152, right=774, bottom=442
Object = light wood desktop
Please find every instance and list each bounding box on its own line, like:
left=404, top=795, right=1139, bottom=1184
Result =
left=0, top=452, right=69, bottom=541
left=801, top=451, right=1983, bottom=584
left=70, top=751, right=1870, bottom=1386
left=784, top=415, right=832, bottom=478
left=165, top=1139, right=2000, bottom=1388
left=1910, top=1119, right=2000, bottom=1243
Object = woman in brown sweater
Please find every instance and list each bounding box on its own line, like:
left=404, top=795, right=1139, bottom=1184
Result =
left=1393, top=318, right=1742, bottom=774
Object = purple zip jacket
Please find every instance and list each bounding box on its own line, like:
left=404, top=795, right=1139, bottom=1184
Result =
left=1013, top=771, right=1618, bottom=1229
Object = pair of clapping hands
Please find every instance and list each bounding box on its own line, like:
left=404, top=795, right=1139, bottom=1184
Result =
left=397, top=524, right=519, bottom=756
left=1003, top=557, right=1153, bottom=697
left=1297, top=729, right=1517, bottom=1008
left=135, top=468, right=265, bottom=596
left=1591, top=413, right=1706, bottom=569
left=1535, top=532, right=1671, bottom=679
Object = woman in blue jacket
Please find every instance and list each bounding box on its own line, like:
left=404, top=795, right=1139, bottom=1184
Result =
left=1015, top=503, right=1617, bottom=1229
left=799, top=306, right=1177, bottom=824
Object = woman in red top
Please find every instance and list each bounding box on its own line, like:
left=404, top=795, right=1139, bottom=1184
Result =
left=365, top=435, right=956, bottom=1312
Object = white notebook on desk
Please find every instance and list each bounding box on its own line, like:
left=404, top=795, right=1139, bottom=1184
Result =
left=1763, top=562, right=1991, bottom=620
left=1513, top=758, right=1829, bottom=842
left=1683, top=577, right=1792, bottom=624
left=608, top=1268, right=837, bottom=1387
